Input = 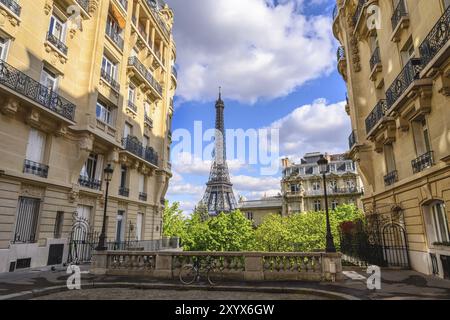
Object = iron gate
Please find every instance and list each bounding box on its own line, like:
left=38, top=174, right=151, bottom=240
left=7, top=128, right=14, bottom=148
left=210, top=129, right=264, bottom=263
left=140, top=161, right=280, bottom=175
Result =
left=68, top=214, right=99, bottom=264
left=340, top=203, right=410, bottom=269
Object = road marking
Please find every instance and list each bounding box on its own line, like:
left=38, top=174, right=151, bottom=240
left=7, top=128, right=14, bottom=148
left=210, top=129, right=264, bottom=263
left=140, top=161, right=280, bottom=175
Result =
left=343, top=271, right=366, bottom=281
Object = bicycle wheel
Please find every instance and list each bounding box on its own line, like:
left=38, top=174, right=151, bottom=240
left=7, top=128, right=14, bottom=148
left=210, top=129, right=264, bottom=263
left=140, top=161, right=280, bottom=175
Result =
left=207, top=267, right=223, bottom=286
left=179, top=265, right=197, bottom=285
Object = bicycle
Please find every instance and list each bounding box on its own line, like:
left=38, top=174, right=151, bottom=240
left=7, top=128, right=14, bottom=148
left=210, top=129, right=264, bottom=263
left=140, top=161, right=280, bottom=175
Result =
left=179, top=257, right=222, bottom=286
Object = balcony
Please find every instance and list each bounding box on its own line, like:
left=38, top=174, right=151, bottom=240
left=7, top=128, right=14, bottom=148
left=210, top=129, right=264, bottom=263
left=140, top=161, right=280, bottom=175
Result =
left=0, top=60, right=76, bottom=121
left=419, top=6, right=450, bottom=71
left=23, top=160, right=49, bottom=178
left=145, top=0, right=170, bottom=40
left=100, top=68, right=120, bottom=92
left=119, top=187, right=130, bottom=197
left=365, top=100, right=387, bottom=134
left=386, top=58, right=423, bottom=109
left=369, top=47, right=381, bottom=73
left=106, top=26, right=124, bottom=51
left=117, top=0, right=128, bottom=11
left=306, top=187, right=362, bottom=197
left=0, top=0, right=21, bottom=16
left=127, top=100, right=137, bottom=113
left=412, top=151, right=434, bottom=174
left=337, top=46, right=347, bottom=79
left=391, top=0, right=408, bottom=32
left=122, top=136, right=159, bottom=167
left=144, top=114, right=153, bottom=128
left=139, top=192, right=148, bottom=202
left=384, top=170, right=398, bottom=187
left=76, top=0, right=90, bottom=13
left=348, top=131, right=357, bottom=150
left=79, top=176, right=102, bottom=190
left=127, top=57, right=163, bottom=97
left=46, top=33, right=68, bottom=55
left=352, top=0, right=367, bottom=27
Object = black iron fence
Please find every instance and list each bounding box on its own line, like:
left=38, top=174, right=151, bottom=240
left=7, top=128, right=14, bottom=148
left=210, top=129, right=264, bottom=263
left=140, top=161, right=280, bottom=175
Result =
left=76, top=0, right=89, bottom=13
left=106, top=25, right=124, bottom=50
left=0, top=0, right=21, bottom=16
left=0, top=60, right=76, bottom=121
left=119, top=187, right=130, bottom=197
left=386, top=58, right=423, bottom=108
left=23, top=159, right=49, bottom=178
left=127, top=100, right=137, bottom=113
left=419, top=5, right=450, bottom=69
left=384, top=170, right=398, bottom=186
left=391, top=0, right=408, bottom=31
left=78, top=175, right=102, bottom=190
left=369, top=46, right=381, bottom=71
left=128, top=56, right=163, bottom=96
left=144, top=114, right=153, bottom=128
left=365, top=99, right=387, bottom=134
left=337, top=46, right=345, bottom=62
left=412, top=151, right=434, bottom=174
left=122, top=136, right=158, bottom=166
left=100, top=68, right=120, bottom=91
left=46, top=33, right=68, bottom=55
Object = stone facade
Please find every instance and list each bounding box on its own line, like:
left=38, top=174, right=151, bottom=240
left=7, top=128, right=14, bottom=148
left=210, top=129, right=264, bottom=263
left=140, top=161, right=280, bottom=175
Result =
left=333, top=0, right=450, bottom=278
left=0, top=0, right=177, bottom=273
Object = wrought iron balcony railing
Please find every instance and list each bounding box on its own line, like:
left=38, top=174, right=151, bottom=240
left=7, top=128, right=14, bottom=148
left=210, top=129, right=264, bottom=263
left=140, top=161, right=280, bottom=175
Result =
left=144, top=114, right=153, bottom=128
left=353, top=0, right=367, bottom=26
left=122, top=136, right=159, bottom=166
left=46, top=33, right=68, bottom=55
left=106, top=25, right=124, bottom=50
left=386, top=58, right=423, bottom=109
left=369, top=47, right=381, bottom=71
left=365, top=99, right=387, bottom=134
left=23, top=160, right=49, bottom=178
left=0, top=0, right=21, bottom=16
left=0, top=60, right=76, bottom=121
left=79, top=176, right=102, bottom=190
left=391, top=0, right=408, bottom=31
left=100, top=68, right=120, bottom=92
left=139, top=192, right=148, bottom=202
left=76, top=0, right=90, bottom=13
left=128, top=57, right=163, bottom=96
left=384, top=170, right=398, bottom=186
left=117, top=0, right=128, bottom=11
left=168, top=130, right=172, bottom=141
left=337, top=46, right=345, bottom=62
left=412, top=151, right=434, bottom=174
left=348, top=130, right=357, bottom=150
left=127, top=100, right=137, bottom=113
left=119, top=187, right=130, bottom=197
left=145, top=0, right=170, bottom=39
left=419, top=5, right=450, bottom=69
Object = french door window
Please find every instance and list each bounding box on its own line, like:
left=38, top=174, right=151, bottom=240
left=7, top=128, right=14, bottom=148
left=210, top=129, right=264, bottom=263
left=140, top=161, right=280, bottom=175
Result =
left=96, top=101, right=114, bottom=126
left=26, top=128, right=46, bottom=164
left=49, top=14, right=66, bottom=43
left=40, top=68, right=58, bottom=92
left=0, top=37, right=10, bottom=61
left=102, top=55, right=117, bottom=80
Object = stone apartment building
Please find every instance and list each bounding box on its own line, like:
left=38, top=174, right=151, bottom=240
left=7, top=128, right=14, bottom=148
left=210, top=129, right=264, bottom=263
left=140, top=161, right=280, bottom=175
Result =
left=239, top=152, right=363, bottom=226
left=333, top=0, right=450, bottom=278
left=0, top=0, right=176, bottom=273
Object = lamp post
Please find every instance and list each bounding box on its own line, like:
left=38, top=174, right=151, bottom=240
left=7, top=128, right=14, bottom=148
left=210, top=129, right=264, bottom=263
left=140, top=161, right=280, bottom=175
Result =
left=317, top=155, right=337, bottom=253
left=96, top=164, right=114, bottom=251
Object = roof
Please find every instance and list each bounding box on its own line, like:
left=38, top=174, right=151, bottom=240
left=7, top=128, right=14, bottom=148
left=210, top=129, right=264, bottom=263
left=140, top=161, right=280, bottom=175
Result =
left=238, top=197, right=283, bottom=209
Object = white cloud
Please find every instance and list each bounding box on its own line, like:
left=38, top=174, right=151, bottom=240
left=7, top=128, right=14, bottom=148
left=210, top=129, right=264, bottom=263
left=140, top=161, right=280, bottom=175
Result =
left=267, top=99, right=350, bottom=159
left=172, top=152, right=246, bottom=176
left=168, top=0, right=336, bottom=103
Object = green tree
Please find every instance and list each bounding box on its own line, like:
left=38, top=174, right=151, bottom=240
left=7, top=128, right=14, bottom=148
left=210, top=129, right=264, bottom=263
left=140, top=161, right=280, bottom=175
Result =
left=162, top=201, right=187, bottom=240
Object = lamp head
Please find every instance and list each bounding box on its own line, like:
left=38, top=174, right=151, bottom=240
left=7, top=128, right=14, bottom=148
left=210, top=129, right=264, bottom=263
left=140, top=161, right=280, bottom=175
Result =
left=317, top=155, right=329, bottom=175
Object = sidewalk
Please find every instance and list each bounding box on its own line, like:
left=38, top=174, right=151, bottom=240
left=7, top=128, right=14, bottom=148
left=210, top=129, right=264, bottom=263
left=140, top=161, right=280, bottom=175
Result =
left=0, top=265, right=449, bottom=300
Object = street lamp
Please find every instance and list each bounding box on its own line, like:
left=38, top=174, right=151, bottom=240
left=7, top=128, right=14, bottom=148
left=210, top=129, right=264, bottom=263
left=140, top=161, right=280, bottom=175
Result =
left=96, top=163, right=114, bottom=251
left=317, top=155, right=337, bottom=253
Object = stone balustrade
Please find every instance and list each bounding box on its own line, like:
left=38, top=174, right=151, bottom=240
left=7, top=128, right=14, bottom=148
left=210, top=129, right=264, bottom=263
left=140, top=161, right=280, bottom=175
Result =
left=91, top=251, right=342, bottom=282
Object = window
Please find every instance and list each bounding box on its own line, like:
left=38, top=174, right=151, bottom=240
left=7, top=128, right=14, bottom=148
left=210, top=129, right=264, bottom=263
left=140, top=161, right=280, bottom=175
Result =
left=290, top=184, right=299, bottom=193
left=138, top=174, right=146, bottom=194
left=128, top=85, right=136, bottom=103
left=0, top=36, right=10, bottom=61
left=116, top=211, right=125, bottom=242
left=101, top=55, right=117, bottom=80
left=143, top=135, right=149, bottom=149
left=247, top=212, right=254, bottom=220
left=54, top=211, right=64, bottom=239
left=26, top=128, right=46, bottom=164
left=14, top=197, right=41, bottom=243
left=80, top=154, right=103, bottom=182
left=329, top=180, right=337, bottom=191
left=431, top=202, right=450, bottom=243
left=124, top=123, right=132, bottom=139
left=384, top=144, right=396, bottom=174
left=369, top=35, right=379, bottom=53
left=314, top=200, right=321, bottom=212
left=120, top=166, right=128, bottom=188
left=136, top=213, right=144, bottom=241
left=412, top=117, right=431, bottom=156
left=346, top=179, right=356, bottom=189
left=401, top=39, right=415, bottom=67
left=331, top=200, right=339, bottom=211
left=346, top=162, right=354, bottom=172
left=49, top=14, right=66, bottom=43
left=96, top=101, right=114, bottom=126
left=312, top=181, right=321, bottom=191
left=40, top=67, right=58, bottom=92
left=144, top=102, right=151, bottom=117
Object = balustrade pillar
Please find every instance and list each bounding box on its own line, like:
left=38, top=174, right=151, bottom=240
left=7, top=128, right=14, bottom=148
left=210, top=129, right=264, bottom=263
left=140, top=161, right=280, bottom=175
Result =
left=244, top=255, right=264, bottom=281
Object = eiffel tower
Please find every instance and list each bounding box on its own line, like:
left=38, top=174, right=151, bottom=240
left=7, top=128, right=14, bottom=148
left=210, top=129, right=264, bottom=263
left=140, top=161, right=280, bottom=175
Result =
left=201, top=88, right=237, bottom=216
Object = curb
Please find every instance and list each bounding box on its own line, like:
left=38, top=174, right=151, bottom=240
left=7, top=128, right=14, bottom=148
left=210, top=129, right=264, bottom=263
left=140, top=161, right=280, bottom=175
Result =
left=0, top=282, right=360, bottom=300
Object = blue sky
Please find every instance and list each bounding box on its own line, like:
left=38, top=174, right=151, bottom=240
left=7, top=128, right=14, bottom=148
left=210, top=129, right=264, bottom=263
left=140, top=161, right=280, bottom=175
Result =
left=165, top=0, right=351, bottom=214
